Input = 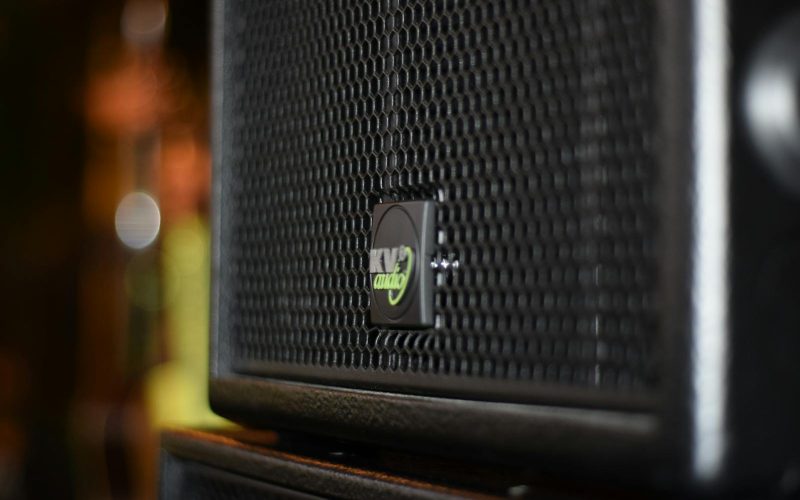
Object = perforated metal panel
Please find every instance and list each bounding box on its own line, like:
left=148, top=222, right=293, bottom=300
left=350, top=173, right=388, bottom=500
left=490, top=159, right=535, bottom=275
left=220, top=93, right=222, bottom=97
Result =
left=218, top=0, right=659, bottom=405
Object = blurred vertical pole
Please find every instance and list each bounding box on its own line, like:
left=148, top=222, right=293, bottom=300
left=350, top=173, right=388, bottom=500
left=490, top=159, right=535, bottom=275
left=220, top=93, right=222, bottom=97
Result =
left=80, top=1, right=169, bottom=498
left=113, top=3, right=168, bottom=499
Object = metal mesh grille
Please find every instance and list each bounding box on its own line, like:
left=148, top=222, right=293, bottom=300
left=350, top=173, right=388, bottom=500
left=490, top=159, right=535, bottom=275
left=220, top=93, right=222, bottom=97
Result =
left=221, top=0, right=659, bottom=400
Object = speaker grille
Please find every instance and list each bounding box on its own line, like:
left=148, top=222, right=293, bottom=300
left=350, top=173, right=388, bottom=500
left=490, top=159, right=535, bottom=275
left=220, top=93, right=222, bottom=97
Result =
left=220, top=0, right=659, bottom=403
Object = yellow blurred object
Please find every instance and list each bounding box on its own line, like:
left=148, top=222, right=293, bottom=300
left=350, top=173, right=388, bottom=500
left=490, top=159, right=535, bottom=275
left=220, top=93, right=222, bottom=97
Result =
left=145, top=215, right=228, bottom=427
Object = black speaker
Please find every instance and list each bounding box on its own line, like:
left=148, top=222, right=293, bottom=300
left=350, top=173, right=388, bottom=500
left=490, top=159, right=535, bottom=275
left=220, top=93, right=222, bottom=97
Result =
left=159, top=428, right=528, bottom=498
left=209, top=0, right=800, bottom=493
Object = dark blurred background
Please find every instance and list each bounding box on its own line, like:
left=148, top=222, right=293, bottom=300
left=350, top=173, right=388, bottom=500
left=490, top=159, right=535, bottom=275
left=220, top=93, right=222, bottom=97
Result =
left=0, top=1, right=218, bottom=498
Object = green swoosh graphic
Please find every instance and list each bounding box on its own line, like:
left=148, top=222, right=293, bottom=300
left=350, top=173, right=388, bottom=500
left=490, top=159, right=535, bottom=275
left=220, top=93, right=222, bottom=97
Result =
left=387, top=246, right=413, bottom=306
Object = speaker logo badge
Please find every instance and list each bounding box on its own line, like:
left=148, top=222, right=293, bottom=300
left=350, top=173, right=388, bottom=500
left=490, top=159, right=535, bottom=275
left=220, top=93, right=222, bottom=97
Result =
left=369, top=201, right=435, bottom=328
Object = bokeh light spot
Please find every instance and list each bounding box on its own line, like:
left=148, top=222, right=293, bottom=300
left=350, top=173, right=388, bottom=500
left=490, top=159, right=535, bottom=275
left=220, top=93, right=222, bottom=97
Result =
left=115, top=191, right=161, bottom=249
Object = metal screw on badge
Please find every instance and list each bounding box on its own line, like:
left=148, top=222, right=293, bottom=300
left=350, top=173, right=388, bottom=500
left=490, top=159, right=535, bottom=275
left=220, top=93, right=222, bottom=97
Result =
left=430, top=254, right=460, bottom=272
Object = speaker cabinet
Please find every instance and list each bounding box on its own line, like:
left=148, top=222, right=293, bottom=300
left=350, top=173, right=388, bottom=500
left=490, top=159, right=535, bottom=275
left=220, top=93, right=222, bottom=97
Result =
left=210, top=0, right=800, bottom=493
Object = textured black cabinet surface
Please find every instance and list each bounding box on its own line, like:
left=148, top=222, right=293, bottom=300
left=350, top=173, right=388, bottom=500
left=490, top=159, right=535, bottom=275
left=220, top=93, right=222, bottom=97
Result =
left=160, top=428, right=643, bottom=499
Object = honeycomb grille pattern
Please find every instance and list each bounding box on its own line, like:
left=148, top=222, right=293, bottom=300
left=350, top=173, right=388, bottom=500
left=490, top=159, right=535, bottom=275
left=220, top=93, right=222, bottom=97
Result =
left=221, top=0, right=660, bottom=399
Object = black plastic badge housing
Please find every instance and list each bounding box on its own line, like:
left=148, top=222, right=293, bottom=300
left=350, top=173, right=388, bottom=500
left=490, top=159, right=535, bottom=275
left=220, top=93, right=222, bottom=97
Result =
left=369, top=201, right=435, bottom=328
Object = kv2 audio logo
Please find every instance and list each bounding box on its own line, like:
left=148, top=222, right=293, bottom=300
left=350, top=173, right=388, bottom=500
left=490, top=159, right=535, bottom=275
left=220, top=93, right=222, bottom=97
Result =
left=369, top=201, right=433, bottom=327
left=369, top=245, right=414, bottom=306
